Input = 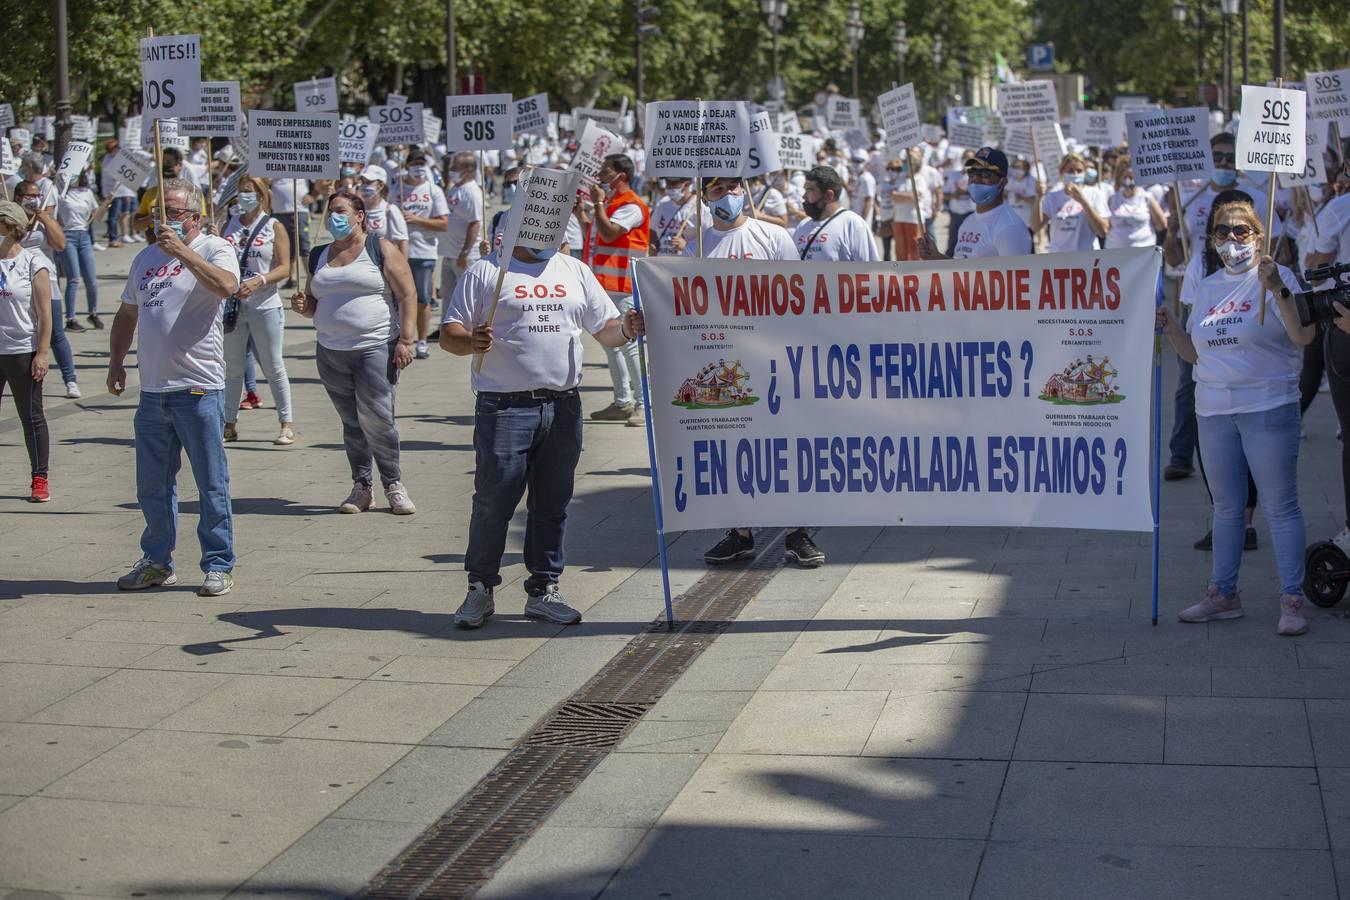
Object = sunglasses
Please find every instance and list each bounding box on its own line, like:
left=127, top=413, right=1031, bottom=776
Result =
left=964, top=168, right=1003, bottom=183
left=1212, top=151, right=1236, bottom=164
left=1213, top=224, right=1254, bottom=241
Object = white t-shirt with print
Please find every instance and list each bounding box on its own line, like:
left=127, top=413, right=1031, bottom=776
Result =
left=0, top=248, right=52, bottom=354
left=793, top=209, right=879, bottom=261
left=892, top=166, right=941, bottom=225
left=1186, top=263, right=1303, bottom=417
left=120, top=233, right=240, bottom=392
left=443, top=252, right=619, bottom=393
left=222, top=214, right=282, bottom=310
left=395, top=179, right=449, bottom=260
left=1105, top=190, right=1157, bottom=249
left=58, top=188, right=99, bottom=231
left=440, top=179, right=484, bottom=263
left=684, top=218, right=797, bottom=260
left=1314, top=193, right=1350, bottom=266
left=1042, top=188, right=1109, bottom=253
left=952, top=203, right=1033, bottom=259
left=849, top=170, right=876, bottom=217
left=365, top=203, right=408, bottom=246
left=651, top=196, right=701, bottom=254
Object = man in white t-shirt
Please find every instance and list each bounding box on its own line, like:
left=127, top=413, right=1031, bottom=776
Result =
left=921, top=147, right=1032, bottom=260
left=440, top=242, right=637, bottom=629
left=848, top=149, right=876, bottom=222
left=794, top=165, right=879, bottom=261
left=650, top=177, right=706, bottom=255
left=438, top=151, right=483, bottom=323
left=107, top=178, right=241, bottom=598
left=396, top=147, right=450, bottom=357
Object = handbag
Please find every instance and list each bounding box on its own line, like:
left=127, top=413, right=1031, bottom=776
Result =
left=223, top=213, right=271, bottom=333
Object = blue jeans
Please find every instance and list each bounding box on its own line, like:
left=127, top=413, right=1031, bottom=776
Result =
left=409, top=258, right=436, bottom=306
left=107, top=196, right=133, bottom=243
left=602, top=294, right=642, bottom=408
left=1169, top=307, right=1197, bottom=467
left=46, top=279, right=76, bottom=385
left=56, top=228, right=98, bottom=319
left=316, top=342, right=402, bottom=487
left=466, top=392, right=583, bottom=593
left=225, top=306, right=292, bottom=423
left=1198, top=402, right=1305, bottom=597
left=134, top=389, right=235, bottom=573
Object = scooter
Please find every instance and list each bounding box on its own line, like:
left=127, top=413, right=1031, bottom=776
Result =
left=1304, top=541, right=1350, bottom=608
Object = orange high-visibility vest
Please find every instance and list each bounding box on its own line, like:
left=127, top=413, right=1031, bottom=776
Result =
left=591, top=187, right=650, bottom=294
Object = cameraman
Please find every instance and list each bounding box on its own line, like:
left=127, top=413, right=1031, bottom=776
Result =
left=1310, top=159, right=1350, bottom=554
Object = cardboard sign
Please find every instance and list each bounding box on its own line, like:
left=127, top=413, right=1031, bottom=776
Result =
left=294, top=77, right=338, bottom=112
left=947, top=107, right=987, bottom=149
left=9, top=127, right=31, bottom=151
left=745, top=110, right=781, bottom=176
left=213, top=164, right=246, bottom=210
left=246, top=110, right=339, bottom=180
left=105, top=147, right=154, bottom=193
left=446, top=93, right=513, bottom=151
left=826, top=96, right=863, bottom=131
left=1125, top=107, right=1213, bottom=186
left=140, top=34, right=202, bottom=120
left=0, top=103, right=12, bottom=130
left=573, top=106, right=623, bottom=133
left=1305, top=68, right=1350, bottom=127
left=0, top=140, right=18, bottom=177
left=385, top=93, right=407, bottom=107
left=421, top=109, right=442, bottom=146
left=141, top=117, right=190, bottom=152
left=337, top=117, right=378, bottom=163
left=1004, top=122, right=1065, bottom=174
left=514, top=93, right=550, bottom=136
left=644, top=100, right=750, bottom=179
left=1279, top=121, right=1328, bottom=188
left=1236, top=84, right=1306, bottom=174
left=1072, top=110, right=1126, bottom=147
left=498, top=167, right=583, bottom=259
left=996, top=81, right=1058, bottom=125
left=70, top=114, right=95, bottom=141
left=776, top=112, right=801, bottom=135
left=180, top=81, right=241, bottom=137
left=776, top=132, right=818, bottom=171
left=369, top=103, right=424, bottom=145
left=568, top=118, right=623, bottom=183
left=984, top=113, right=1006, bottom=148
left=55, top=140, right=93, bottom=193
left=121, top=116, right=141, bottom=148
left=878, top=83, right=923, bottom=150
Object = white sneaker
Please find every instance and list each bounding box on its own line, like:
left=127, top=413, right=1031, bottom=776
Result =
left=92, top=242, right=107, bottom=251
left=454, top=581, right=495, bottom=628
left=64, top=381, right=81, bottom=399
left=415, top=340, right=429, bottom=359
left=339, top=482, right=373, bottom=513
left=1333, top=528, right=1350, bottom=556
left=384, top=481, right=416, bottom=515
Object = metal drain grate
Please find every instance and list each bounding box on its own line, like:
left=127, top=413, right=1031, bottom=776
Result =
left=524, top=701, right=652, bottom=749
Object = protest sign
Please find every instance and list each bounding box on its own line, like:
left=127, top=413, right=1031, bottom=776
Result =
left=140, top=34, right=201, bottom=120
left=573, top=106, right=623, bottom=133
left=31, top=117, right=55, bottom=141
left=1235, top=84, right=1306, bottom=173
left=745, top=110, right=781, bottom=177
left=1305, top=68, right=1350, bottom=130
left=55, top=140, right=93, bottom=194
left=370, top=102, right=423, bottom=145
left=568, top=118, right=623, bottom=182
left=9, top=127, right=31, bottom=151
left=121, top=116, right=141, bottom=148
left=826, top=96, right=863, bottom=131
left=1124, top=107, right=1213, bottom=186
left=70, top=115, right=95, bottom=141
left=947, top=107, right=987, bottom=149
left=984, top=113, right=1006, bottom=148
left=776, top=133, right=817, bottom=171
left=777, top=112, right=801, bottom=135
left=385, top=93, right=407, bottom=107
left=644, top=100, right=750, bottom=179
left=996, top=81, right=1058, bottom=125
left=246, top=110, right=339, bottom=180
left=422, top=109, right=442, bottom=146
left=1280, top=122, right=1327, bottom=189
left=1004, top=122, right=1065, bottom=173
left=1072, top=110, right=1126, bottom=147
left=632, top=249, right=1160, bottom=533
left=294, top=77, right=338, bottom=112
left=878, top=83, right=922, bottom=151
left=514, top=92, right=550, bottom=136
left=337, top=118, right=378, bottom=163
left=105, top=148, right=154, bottom=193
left=180, top=81, right=241, bottom=137
left=213, top=165, right=246, bottom=210
left=0, top=104, right=12, bottom=130
left=498, top=167, right=583, bottom=258
left=141, top=117, right=189, bottom=152
left=0, top=140, right=17, bottom=178
left=446, top=94, right=513, bottom=151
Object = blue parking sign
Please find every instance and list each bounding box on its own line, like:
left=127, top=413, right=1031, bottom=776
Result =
left=1028, top=44, right=1054, bottom=72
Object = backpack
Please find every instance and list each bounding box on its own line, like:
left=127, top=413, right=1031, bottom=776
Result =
left=308, top=233, right=386, bottom=277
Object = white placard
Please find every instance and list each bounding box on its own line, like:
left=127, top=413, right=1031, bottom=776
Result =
left=776, top=112, right=801, bottom=135
left=1280, top=122, right=1328, bottom=188
left=0, top=140, right=17, bottom=177
left=1124, top=107, right=1214, bottom=187
left=121, top=116, right=141, bottom=148
left=996, top=81, right=1059, bottom=125
left=294, top=77, right=338, bottom=112
left=180, top=81, right=241, bottom=137
left=140, top=34, right=202, bottom=120
left=1305, top=69, right=1350, bottom=127
left=514, top=93, right=550, bottom=136
left=30, top=116, right=55, bottom=141
left=568, top=118, right=623, bottom=183
left=369, top=103, right=424, bottom=145
left=70, top=115, right=94, bottom=141
left=386, top=93, right=407, bottom=107
left=1004, top=122, right=1065, bottom=174
left=141, top=117, right=190, bottom=152
left=1235, top=84, right=1306, bottom=174
left=1072, top=110, right=1126, bottom=147
left=213, top=165, right=246, bottom=210
left=246, top=110, right=339, bottom=180
left=9, top=127, right=31, bottom=151
left=878, top=83, right=922, bottom=150
left=422, top=109, right=442, bottom=146
left=55, top=140, right=93, bottom=193
left=105, top=147, right=154, bottom=193
left=745, top=110, right=781, bottom=177
left=644, top=100, right=750, bottom=179
left=0, top=103, right=12, bottom=130
left=947, top=107, right=987, bottom=149
left=498, top=166, right=584, bottom=258
left=337, top=118, right=378, bottom=163
left=446, top=93, right=513, bottom=151
left=572, top=106, right=623, bottom=133
left=776, top=132, right=818, bottom=171
left=826, top=96, right=863, bottom=131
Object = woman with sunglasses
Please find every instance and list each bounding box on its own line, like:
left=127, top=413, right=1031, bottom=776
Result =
left=1157, top=194, right=1315, bottom=635
left=1034, top=153, right=1110, bottom=253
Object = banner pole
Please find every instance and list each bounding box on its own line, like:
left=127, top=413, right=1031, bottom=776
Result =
left=205, top=137, right=216, bottom=231
left=293, top=180, right=301, bottom=290
left=1257, top=79, right=1283, bottom=326
left=907, top=146, right=928, bottom=243
left=1170, top=182, right=1190, bottom=318
left=146, top=28, right=166, bottom=229
left=742, top=178, right=760, bottom=218
left=631, top=270, right=675, bottom=629
left=1306, top=187, right=1320, bottom=239
left=696, top=98, right=703, bottom=259
left=1152, top=268, right=1164, bottom=626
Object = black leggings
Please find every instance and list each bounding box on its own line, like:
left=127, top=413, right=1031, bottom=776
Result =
left=1300, top=329, right=1326, bottom=414
left=0, top=352, right=49, bottom=477
left=1327, top=329, right=1350, bottom=530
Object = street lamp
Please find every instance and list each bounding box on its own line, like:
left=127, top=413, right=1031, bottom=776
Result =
left=893, top=21, right=908, bottom=87
left=846, top=2, right=864, bottom=99
left=1220, top=0, right=1238, bottom=118
left=636, top=0, right=661, bottom=104
left=761, top=0, right=789, bottom=103
left=932, top=35, right=944, bottom=119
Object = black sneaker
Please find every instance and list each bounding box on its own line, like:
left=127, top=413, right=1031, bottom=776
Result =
left=64, top=318, right=85, bottom=333
left=1194, top=530, right=1212, bottom=551
left=785, top=530, right=825, bottom=568
left=704, top=529, right=754, bottom=564
left=1163, top=463, right=1193, bottom=480
left=1244, top=526, right=1258, bottom=551
left=87, top=314, right=104, bottom=330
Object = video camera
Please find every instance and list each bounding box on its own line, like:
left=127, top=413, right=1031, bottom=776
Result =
left=1295, top=262, right=1350, bottom=328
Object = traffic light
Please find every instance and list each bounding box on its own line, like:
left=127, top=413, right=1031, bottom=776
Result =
left=637, top=0, right=661, bottom=38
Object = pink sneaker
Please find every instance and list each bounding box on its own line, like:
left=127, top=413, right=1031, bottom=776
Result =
left=1178, top=585, right=1243, bottom=623
left=1277, top=594, right=1308, bottom=636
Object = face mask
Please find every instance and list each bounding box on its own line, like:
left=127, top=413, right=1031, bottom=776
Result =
left=532, top=248, right=558, bottom=261
left=157, top=219, right=187, bottom=241
left=1121, top=177, right=1136, bottom=190
left=1067, top=173, right=1086, bottom=186
left=1212, top=168, right=1238, bottom=187
left=968, top=182, right=1002, bottom=206
left=341, top=166, right=356, bottom=178
left=19, top=198, right=38, bottom=211
left=710, top=191, right=745, bottom=222
left=237, top=192, right=259, bottom=213
left=1086, top=168, right=1099, bottom=183
left=406, top=165, right=428, bottom=181
left=328, top=213, right=353, bottom=239
left=1216, top=238, right=1256, bottom=270
left=503, top=184, right=517, bottom=205
left=666, top=187, right=685, bottom=202
left=358, top=185, right=379, bottom=201
left=1014, top=168, right=1029, bottom=179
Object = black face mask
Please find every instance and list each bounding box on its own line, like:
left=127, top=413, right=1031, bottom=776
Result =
left=803, top=198, right=826, bottom=220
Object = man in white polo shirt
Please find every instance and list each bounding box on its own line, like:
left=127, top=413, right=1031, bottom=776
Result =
left=107, top=178, right=241, bottom=598
left=794, top=165, right=879, bottom=261
left=440, top=241, right=638, bottom=628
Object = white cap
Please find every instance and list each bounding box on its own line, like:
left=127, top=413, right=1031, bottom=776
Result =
left=360, top=165, right=387, bottom=184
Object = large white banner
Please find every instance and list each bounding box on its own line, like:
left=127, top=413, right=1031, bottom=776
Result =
left=633, top=250, right=1161, bottom=532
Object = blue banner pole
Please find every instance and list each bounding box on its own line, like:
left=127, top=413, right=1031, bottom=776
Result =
left=1152, top=266, right=1164, bottom=626
left=631, top=266, right=676, bottom=630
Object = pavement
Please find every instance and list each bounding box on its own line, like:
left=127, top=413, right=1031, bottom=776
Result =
left=1, top=224, right=1349, bottom=899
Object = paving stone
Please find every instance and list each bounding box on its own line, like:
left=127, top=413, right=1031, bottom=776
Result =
left=862, top=691, right=1027, bottom=760
left=476, top=826, right=649, bottom=900
left=1164, top=697, right=1314, bottom=766
left=0, top=722, right=137, bottom=795
left=716, top=690, right=888, bottom=755
left=27, top=669, right=235, bottom=728
left=1029, top=663, right=1211, bottom=696
left=1014, top=693, right=1165, bottom=764
left=334, top=746, right=506, bottom=825
left=235, top=817, right=426, bottom=899
left=0, top=663, right=115, bottom=722
left=284, top=681, right=482, bottom=743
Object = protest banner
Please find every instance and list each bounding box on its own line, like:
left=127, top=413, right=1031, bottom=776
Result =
left=1237, top=82, right=1306, bottom=321
left=369, top=102, right=423, bottom=145
left=140, top=33, right=201, bottom=121
left=826, top=96, right=863, bottom=131
left=180, top=81, right=241, bottom=137
left=568, top=118, right=623, bottom=183
left=0, top=140, right=17, bottom=183
left=1124, top=106, right=1213, bottom=263
left=878, top=84, right=922, bottom=151
left=247, top=111, right=339, bottom=180
left=0, top=103, right=12, bottom=130
left=141, top=117, right=188, bottom=152
left=121, top=116, right=142, bottom=148
left=294, top=77, right=338, bottom=112
left=54, top=140, right=93, bottom=194
left=1004, top=122, right=1065, bottom=175
left=1072, top=110, right=1126, bottom=147
left=337, top=118, right=378, bottom=163
left=70, top=115, right=96, bottom=142
left=947, top=107, right=987, bottom=149
left=744, top=109, right=781, bottom=178
left=996, top=81, right=1059, bottom=125
left=9, top=127, right=31, bottom=151
left=446, top=94, right=513, bottom=151
left=776, top=111, right=801, bottom=135
left=385, top=93, right=407, bottom=107
left=573, top=106, right=623, bottom=133
left=422, top=109, right=442, bottom=146
left=105, top=147, right=154, bottom=194
left=984, top=113, right=1006, bottom=147
left=776, top=133, right=817, bottom=171
left=644, top=100, right=750, bottom=179
left=1304, top=68, right=1349, bottom=153
left=514, top=92, right=550, bottom=136
left=1280, top=121, right=1328, bottom=189
left=632, top=249, right=1160, bottom=533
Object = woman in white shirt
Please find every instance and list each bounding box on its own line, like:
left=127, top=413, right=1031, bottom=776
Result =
left=1005, top=159, right=1038, bottom=235
left=56, top=169, right=102, bottom=331
left=292, top=189, right=419, bottom=515
left=222, top=176, right=295, bottom=446
left=1158, top=194, right=1315, bottom=636
left=0, top=201, right=53, bottom=502
left=357, top=166, right=408, bottom=257
left=13, top=179, right=77, bottom=398
left=1104, top=156, right=1167, bottom=249
left=1034, top=154, right=1110, bottom=253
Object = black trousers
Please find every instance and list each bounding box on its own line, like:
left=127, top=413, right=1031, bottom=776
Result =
left=1326, top=328, right=1350, bottom=530
left=0, top=352, right=49, bottom=477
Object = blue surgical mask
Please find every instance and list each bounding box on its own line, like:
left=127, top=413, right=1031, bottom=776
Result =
left=328, top=213, right=353, bottom=239
left=710, top=191, right=745, bottom=222
left=358, top=185, right=379, bottom=201
left=1212, top=168, right=1237, bottom=187
left=532, top=248, right=558, bottom=260
left=341, top=166, right=356, bottom=178
left=406, top=165, right=428, bottom=181
left=237, top=192, right=259, bottom=213
left=1085, top=168, right=1098, bottom=183
left=503, top=184, right=517, bottom=205
left=968, top=182, right=1002, bottom=206
left=1067, top=173, right=1086, bottom=186
left=158, top=220, right=186, bottom=241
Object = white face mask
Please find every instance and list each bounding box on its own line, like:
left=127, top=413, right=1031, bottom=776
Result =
left=1216, top=239, right=1257, bottom=271
left=666, top=187, right=685, bottom=202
